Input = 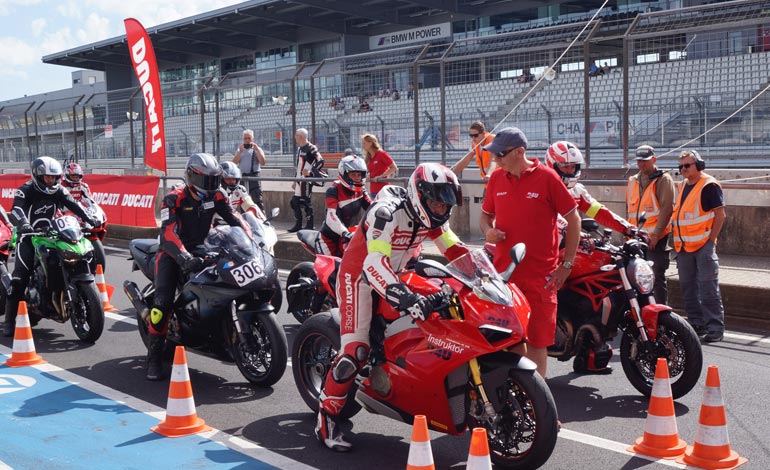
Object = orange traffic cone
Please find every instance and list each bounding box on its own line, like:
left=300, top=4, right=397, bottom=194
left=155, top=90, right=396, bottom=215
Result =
left=406, top=415, right=434, bottom=470
left=466, top=428, right=492, bottom=470
left=630, top=358, right=687, bottom=459
left=95, top=264, right=116, bottom=312
left=151, top=346, right=211, bottom=437
left=3, top=301, right=46, bottom=367
left=677, top=366, right=748, bottom=469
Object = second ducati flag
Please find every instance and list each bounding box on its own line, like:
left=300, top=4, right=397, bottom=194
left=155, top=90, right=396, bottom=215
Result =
left=124, top=18, right=167, bottom=174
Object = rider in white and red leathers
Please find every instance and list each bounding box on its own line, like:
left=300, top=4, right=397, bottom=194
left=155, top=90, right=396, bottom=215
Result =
left=61, top=162, right=92, bottom=202
left=316, top=163, right=468, bottom=452
left=318, top=155, right=372, bottom=257
left=218, top=161, right=266, bottom=220
left=546, top=141, right=634, bottom=238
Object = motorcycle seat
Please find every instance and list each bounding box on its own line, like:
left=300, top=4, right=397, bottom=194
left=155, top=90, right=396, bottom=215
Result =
left=131, top=239, right=159, bottom=255
left=297, top=230, right=319, bottom=249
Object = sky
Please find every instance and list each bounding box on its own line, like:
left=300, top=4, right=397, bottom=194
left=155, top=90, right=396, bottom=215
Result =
left=0, top=0, right=244, bottom=102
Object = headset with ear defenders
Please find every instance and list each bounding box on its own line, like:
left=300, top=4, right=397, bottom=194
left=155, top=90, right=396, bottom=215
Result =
left=681, top=150, right=706, bottom=171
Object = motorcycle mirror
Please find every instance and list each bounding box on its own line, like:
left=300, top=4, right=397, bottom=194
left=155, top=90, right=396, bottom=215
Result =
left=637, top=212, right=647, bottom=229
left=268, top=207, right=280, bottom=221
left=414, top=259, right=451, bottom=278
left=581, top=218, right=599, bottom=233
left=501, top=243, right=526, bottom=282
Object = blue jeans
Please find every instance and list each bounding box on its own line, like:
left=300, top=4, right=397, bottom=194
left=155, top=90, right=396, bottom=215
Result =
left=675, top=240, right=724, bottom=334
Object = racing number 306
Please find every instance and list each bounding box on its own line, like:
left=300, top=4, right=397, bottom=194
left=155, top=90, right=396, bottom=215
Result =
left=231, top=261, right=263, bottom=286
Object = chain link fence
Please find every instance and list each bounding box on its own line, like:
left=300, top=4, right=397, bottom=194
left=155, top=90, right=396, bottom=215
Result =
left=2, top=0, right=769, bottom=170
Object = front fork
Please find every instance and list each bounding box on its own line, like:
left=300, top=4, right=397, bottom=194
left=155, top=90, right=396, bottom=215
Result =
left=230, top=300, right=256, bottom=352
left=618, top=267, right=650, bottom=343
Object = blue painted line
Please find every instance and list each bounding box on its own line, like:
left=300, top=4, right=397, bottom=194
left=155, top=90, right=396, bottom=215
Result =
left=0, top=363, right=278, bottom=470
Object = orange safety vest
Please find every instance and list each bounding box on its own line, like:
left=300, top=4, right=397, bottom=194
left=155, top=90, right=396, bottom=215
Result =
left=672, top=174, right=720, bottom=253
left=626, top=175, right=671, bottom=236
left=474, top=133, right=495, bottom=179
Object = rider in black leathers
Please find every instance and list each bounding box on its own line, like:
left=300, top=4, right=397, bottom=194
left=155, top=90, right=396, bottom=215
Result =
left=3, top=157, right=96, bottom=336
left=145, top=153, right=250, bottom=380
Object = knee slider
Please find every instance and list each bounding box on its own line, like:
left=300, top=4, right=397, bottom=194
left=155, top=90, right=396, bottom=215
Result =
left=149, top=307, right=165, bottom=327
left=331, top=355, right=361, bottom=383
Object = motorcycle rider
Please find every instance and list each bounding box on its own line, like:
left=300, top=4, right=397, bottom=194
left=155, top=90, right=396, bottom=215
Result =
left=60, top=162, right=92, bottom=202
left=218, top=161, right=266, bottom=220
left=317, top=155, right=372, bottom=257
left=3, top=157, right=97, bottom=336
left=316, top=163, right=468, bottom=451
left=546, top=141, right=635, bottom=238
left=145, top=153, right=250, bottom=380
left=546, top=141, right=634, bottom=374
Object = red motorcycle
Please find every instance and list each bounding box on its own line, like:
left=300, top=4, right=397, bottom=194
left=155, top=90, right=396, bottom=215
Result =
left=0, top=221, right=13, bottom=315
left=292, top=246, right=559, bottom=469
left=285, top=229, right=343, bottom=323
left=488, top=218, right=702, bottom=399
left=61, top=198, right=108, bottom=272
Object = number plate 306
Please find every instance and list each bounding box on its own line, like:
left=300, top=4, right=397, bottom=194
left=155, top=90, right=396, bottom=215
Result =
left=231, top=261, right=263, bottom=286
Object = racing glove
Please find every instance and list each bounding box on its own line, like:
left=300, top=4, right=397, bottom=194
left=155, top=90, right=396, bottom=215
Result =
left=385, top=283, right=432, bottom=322
left=18, top=223, right=34, bottom=235
left=342, top=231, right=355, bottom=243
left=181, top=255, right=205, bottom=274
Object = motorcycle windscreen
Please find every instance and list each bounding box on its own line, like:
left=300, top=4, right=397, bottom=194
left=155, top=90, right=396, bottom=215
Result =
left=445, top=248, right=513, bottom=306
left=53, top=215, right=84, bottom=244
left=206, top=225, right=266, bottom=288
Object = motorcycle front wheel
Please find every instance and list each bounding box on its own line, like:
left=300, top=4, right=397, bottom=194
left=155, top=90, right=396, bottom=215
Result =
left=620, top=310, right=703, bottom=399
left=291, top=312, right=361, bottom=420
left=470, top=369, right=558, bottom=469
left=70, top=282, right=105, bottom=343
left=90, top=239, right=106, bottom=273
left=225, top=312, right=287, bottom=387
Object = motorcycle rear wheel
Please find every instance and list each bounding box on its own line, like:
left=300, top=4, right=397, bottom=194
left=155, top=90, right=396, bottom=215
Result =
left=291, top=312, right=361, bottom=420
left=225, top=312, right=288, bottom=387
left=70, top=282, right=105, bottom=343
left=471, top=369, right=558, bottom=469
left=620, top=310, right=703, bottom=399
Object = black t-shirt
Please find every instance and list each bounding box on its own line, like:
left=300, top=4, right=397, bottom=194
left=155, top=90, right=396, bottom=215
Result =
left=679, top=182, right=724, bottom=212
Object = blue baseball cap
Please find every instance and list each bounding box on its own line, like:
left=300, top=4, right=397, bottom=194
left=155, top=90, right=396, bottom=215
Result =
left=483, top=127, right=528, bottom=155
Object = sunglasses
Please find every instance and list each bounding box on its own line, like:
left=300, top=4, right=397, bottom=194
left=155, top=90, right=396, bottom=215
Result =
left=495, top=148, right=517, bottom=158
left=469, top=133, right=480, bottom=138
left=678, top=163, right=695, bottom=170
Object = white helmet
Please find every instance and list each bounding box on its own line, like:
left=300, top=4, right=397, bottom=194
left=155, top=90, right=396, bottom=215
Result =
left=546, top=141, right=584, bottom=189
left=406, top=163, right=462, bottom=229
left=337, top=155, right=367, bottom=192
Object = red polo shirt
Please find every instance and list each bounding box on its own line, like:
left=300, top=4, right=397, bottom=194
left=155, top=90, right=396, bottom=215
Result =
left=368, top=149, right=394, bottom=194
left=482, top=158, right=577, bottom=279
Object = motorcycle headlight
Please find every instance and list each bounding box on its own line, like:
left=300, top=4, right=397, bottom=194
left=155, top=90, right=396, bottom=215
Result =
left=62, top=249, right=82, bottom=264
left=627, top=258, right=654, bottom=295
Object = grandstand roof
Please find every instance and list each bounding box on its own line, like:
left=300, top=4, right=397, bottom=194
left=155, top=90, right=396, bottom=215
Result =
left=42, top=0, right=604, bottom=71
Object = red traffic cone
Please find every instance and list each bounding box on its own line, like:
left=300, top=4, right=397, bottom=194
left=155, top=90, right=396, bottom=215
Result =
left=95, top=264, right=116, bottom=312
left=466, top=428, right=492, bottom=470
left=630, top=358, right=687, bottom=459
left=677, top=366, right=748, bottom=469
left=152, top=346, right=211, bottom=437
left=3, top=301, right=45, bottom=367
left=406, top=415, right=434, bottom=470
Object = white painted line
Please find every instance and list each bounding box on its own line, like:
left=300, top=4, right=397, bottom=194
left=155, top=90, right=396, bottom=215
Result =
left=105, top=311, right=137, bottom=325
left=0, top=459, right=11, bottom=470
left=0, top=346, right=317, bottom=470
left=723, top=331, right=770, bottom=345
left=559, top=429, right=687, bottom=468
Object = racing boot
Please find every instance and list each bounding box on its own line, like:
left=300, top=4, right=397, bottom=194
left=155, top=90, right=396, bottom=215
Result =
left=288, top=197, right=303, bottom=233
left=145, top=334, right=166, bottom=381
left=303, top=214, right=314, bottom=230
left=315, top=406, right=352, bottom=452
left=2, top=298, right=18, bottom=337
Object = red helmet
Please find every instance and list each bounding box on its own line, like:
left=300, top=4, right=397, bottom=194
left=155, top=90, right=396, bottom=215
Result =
left=64, top=162, right=84, bottom=187
left=546, top=141, right=584, bottom=189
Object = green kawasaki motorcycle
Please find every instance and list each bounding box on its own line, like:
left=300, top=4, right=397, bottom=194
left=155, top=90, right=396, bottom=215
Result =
left=17, top=214, right=105, bottom=343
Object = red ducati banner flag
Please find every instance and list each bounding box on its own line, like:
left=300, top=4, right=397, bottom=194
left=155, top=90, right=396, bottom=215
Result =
left=124, top=18, right=167, bottom=174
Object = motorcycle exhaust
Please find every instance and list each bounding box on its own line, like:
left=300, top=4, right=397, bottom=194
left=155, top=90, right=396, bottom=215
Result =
left=123, top=280, right=149, bottom=321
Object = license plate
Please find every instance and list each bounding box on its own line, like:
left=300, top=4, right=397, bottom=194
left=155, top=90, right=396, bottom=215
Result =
left=230, top=260, right=263, bottom=287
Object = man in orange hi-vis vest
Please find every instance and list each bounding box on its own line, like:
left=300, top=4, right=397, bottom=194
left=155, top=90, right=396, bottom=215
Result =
left=672, top=150, right=726, bottom=343
left=626, top=145, right=675, bottom=303
left=451, top=121, right=496, bottom=188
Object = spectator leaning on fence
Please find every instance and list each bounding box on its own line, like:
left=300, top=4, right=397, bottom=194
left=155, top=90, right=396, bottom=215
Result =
left=232, top=129, right=266, bottom=211
left=450, top=120, right=496, bottom=189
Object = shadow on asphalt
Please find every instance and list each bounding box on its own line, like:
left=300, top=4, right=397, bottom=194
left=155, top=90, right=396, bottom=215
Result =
left=11, top=326, right=98, bottom=353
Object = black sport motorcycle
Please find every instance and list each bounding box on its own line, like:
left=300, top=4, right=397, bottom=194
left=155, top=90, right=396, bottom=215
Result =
left=124, top=214, right=287, bottom=386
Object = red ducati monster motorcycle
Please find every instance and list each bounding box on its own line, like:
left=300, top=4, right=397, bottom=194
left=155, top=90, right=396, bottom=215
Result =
left=487, top=218, right=703, bottom=399
left=292, top=247, right=559, bottom=469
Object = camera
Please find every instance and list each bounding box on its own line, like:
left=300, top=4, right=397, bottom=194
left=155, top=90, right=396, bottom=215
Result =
left=243, top=143, right=252, bottom=149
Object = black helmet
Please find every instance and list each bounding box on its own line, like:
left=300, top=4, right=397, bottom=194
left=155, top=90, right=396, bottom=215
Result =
left=31, top=156, right=63, bottom=194
left=337, top=155, right=367, bottom=192
left=406, top=163, right=462, bottom=229
left=219, top=161, right=242, bottom=191
left=185, top=153, right=222, bottom=199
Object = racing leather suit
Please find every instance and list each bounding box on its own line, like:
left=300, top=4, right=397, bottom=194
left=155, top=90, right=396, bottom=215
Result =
left=319, top=186, right=467, bottom=416
left=557, top=183, right=634, bottom=242
left=61, top=180, right=92, bottom=202
left=291, top=143, right=325, bottom=230
left=4, top=182, right=93, bottom=327
left=318, top=181, right=372, bottom=257
left=150, top=185, right=247, bottom=335
left=217, top=184, right=265, bottom=222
